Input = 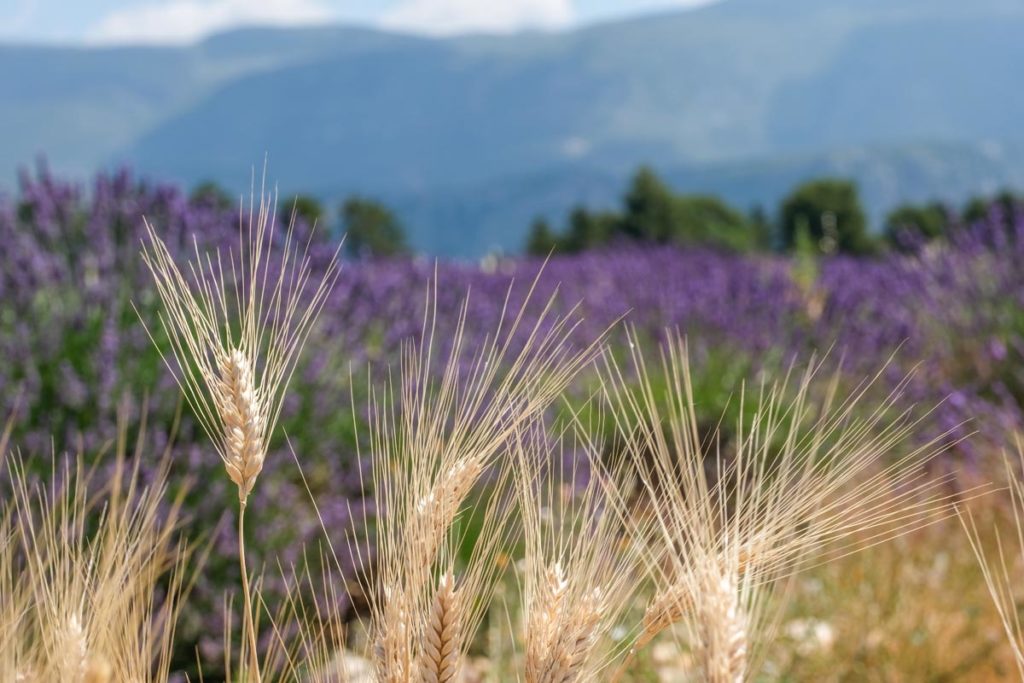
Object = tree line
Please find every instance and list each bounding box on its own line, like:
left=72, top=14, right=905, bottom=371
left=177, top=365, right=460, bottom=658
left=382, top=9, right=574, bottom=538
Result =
left=191, top=181, right=409, bottom=259
left=189, top=167, right=1022, bottom=260
left=527, top=166, right=1023, bottom=257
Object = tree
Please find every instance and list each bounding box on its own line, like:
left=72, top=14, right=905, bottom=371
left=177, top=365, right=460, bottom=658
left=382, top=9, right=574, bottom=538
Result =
left=618, top=166, right=754, bottom=250
left=282, top=194, right=325, bottom=228
left=964, top=189, right=1021, bottom=225
left=619, top=166, right=677, bottom=243
left=340, top=196, right=408, bottom=258
left=525, top=217, right=559, bottom=255
left=672, top=195, right=753, bottom=251
left=563, top=206, right=618, bottom=253
left=190, top=181, right=234, bottom=210
left=780, top=179, right=873, bottom=255
left=884, top=202, right=951, bottom=250
left=748, top=204, right=774, bottom=251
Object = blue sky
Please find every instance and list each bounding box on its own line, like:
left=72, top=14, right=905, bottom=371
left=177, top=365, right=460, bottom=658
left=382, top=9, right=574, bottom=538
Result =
left=0, top=0, right=718, bottom=44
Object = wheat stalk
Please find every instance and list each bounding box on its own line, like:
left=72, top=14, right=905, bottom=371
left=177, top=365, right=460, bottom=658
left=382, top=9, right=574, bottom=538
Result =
left=342, top=273, right=606, bottom=683
left=516, top=418, right=648, bottom=683
left=140, top=176, right=341, bottom=504
left=141, top=174, right=341, bottom=680
left=961, top=445, right=1024, bottom=679
left=600, top=331, right=980, bottom=680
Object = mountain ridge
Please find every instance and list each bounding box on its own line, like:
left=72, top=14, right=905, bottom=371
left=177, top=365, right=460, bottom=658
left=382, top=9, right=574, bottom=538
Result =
left=3, top=0, right=1024, bottom=256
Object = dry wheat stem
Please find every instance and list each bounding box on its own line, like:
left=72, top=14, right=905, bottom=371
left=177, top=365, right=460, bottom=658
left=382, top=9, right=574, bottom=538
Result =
left=238, top=502, right=261, bottom=683
left=961, top=445, right=1024, bottom=679
left=141, top=178, right=341, bottom=682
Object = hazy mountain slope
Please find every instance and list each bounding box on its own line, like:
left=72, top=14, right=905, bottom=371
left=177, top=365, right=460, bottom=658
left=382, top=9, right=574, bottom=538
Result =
left=121, top=0, right=1024, bottom=195
left=0, top=45, right=203, bottom=177
left=3, top=0, right=1024, bottom=255
left=123, top=2, right=862, bottom=188
left=766, top=16, right=1024, bottom=152
left=0, top=27, right=423, bottom=179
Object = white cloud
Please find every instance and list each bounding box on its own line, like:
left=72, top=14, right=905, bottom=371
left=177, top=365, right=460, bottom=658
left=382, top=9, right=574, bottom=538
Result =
left=86, top=0, right=334, bottom=45
left=380, top=0, right=573, bottom=36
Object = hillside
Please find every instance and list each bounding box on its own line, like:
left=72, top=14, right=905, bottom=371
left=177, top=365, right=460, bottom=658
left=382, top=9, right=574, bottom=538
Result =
left=2, top=0, right=1024, bottom=255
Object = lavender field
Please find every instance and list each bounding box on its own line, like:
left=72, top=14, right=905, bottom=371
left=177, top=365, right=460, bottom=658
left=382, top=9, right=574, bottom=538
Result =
left=3, top=166, right=1024, bottom=679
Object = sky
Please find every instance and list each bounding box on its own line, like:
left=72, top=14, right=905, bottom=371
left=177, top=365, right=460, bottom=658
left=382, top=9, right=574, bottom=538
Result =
left=0, top=0, right=719, bottom=44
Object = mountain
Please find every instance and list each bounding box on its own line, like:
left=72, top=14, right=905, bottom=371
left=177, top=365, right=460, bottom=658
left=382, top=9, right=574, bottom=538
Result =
left=3, top=0, right=1024, bottom=256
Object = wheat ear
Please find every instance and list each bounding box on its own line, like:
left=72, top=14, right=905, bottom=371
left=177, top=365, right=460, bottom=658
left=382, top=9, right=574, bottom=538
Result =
left=417, top=573, right=461, bottom=683
left=640, top=583, right=692, bottom=647
left=697, top=569, right=747, bottom=683
left=82, top=656, right=113, bottom=683
left=217, top=348, right=265, bottom=501
left=413, top=456, right=483, bottom=562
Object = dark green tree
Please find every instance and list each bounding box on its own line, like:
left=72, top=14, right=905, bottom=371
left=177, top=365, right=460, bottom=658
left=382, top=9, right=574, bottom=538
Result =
left=190, top=181, right=234, bottom=210
left=780, top=179, right=873, bottom=255
left=618, top=166, right=754, bottom=250
left=563, top=206, right=619, bottom=253
left=964, top=189, right=1021, bottom=224
left=525, top=217, right=559, bottom=255
left=671, top=195, right=754, bottom=251
left=282, top=194, right=326, bottom=227
left=619, top=166, right=677, bottom=243
left=884, top=202, right=951, bottom=250
left=340, top=196, right=408, bottom=258
left=748, top=204, right=775, bottom=251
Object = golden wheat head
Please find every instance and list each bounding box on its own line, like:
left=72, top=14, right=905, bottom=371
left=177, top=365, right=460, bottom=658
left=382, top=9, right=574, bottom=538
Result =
left=602, top=331, right=978, bottom=680
left=140, top=176, right=341, bottom=502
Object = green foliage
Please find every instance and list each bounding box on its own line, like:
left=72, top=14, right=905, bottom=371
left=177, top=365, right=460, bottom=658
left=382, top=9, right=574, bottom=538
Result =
left=780, top=178, right=874, bottom=255
left=619, top=166, right=678, bottom=243
left=525, top=166, right=758, bottom=254
left=670, top=194, right=755, bottom=251
left=341, top=196, right=409, bottom=258
left=617, top=167, right=754, bottom=249
left=964, top=189, right=1021, bottom=224
left=562, top=206, right=618, bottom=253
left=884, top=202, right=952, bottom=250
left=525, top=217, right=558, bottom=256
left=792, top=222, right=820, bottom=296
left=749, top=204, right=776, bottom=251
left=189, top=181, right=234, bottom=210
left=282, top=194, right=326, bottom=228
